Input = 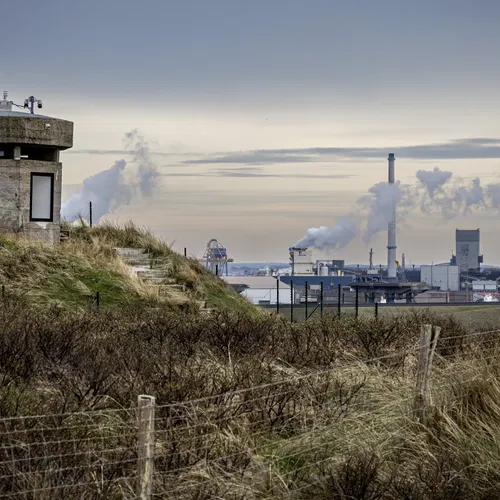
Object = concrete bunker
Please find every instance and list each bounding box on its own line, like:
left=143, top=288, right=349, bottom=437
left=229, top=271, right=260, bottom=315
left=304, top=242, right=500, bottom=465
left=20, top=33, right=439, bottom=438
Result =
left=0, top=93, right=73, bottom=245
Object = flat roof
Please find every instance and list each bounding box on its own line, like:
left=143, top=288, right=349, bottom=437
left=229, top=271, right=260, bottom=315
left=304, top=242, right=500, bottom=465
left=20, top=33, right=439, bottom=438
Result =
left=224, top=276, right=291, bottom=289
left=456, top=229, right=480, bottom=242
left=0, top=109, right=51, bottom=118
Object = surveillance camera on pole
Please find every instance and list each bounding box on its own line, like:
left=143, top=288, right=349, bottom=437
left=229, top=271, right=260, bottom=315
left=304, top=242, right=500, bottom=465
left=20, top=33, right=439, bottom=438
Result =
left=23, top=95, right=43, bottom=114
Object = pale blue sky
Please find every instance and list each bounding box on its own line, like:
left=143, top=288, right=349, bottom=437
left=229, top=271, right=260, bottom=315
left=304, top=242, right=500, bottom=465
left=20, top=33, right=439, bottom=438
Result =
left=4, top=0, right=500, bottom=262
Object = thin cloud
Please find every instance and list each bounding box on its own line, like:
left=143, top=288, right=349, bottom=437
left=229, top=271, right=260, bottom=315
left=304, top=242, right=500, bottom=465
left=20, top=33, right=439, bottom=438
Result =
left=184, top=152, right=319, bottom=165
left=182, top=137, right=500, bottom=165
left=69, top=149, right=174, bottom=157
left=161, top=169, right=353, bottom=179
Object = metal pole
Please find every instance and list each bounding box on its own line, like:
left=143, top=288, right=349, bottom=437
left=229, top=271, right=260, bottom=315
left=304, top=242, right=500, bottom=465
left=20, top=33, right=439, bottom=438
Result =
left=355, top=285, right=359, bottom=318
left=305, top=280, right=308, bottom=321
left=137, top=395, right=156, bottom=500
left=89, top=201, right=93, bottom=228
left=290, top=280, right=294, bottom=323
left=95, top=291, right=100, bottom=310
left=1, top=285, right=4, bottom=298
left=320, top=281, right=324, bottom=318
left=184, top=247, right=187, bottom=257
left=215, top=264, right=219, bottom=276
left=337, top=283, right=341, bottom=318
left=276, top=278, right=280, bottom=315
left=375, top=302, right=379, bottom=319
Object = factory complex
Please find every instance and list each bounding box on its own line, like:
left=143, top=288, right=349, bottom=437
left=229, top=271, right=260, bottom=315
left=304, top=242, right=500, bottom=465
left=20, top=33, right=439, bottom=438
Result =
left=223, top=155, right=498, bottom=306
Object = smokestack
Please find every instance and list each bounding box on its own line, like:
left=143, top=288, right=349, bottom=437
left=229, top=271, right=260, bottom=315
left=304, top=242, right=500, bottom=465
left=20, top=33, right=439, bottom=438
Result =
left=387, top=153, right=397, bottom=279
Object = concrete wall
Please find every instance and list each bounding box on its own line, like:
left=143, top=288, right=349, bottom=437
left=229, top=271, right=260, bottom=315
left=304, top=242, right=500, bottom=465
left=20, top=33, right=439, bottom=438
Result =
left=414, top=291, right=449, bottom=303
left=0, top=113, right=73, bottom=245
left=0, top=159, right=62, bottom=245
left=0, top=116, right=73, bottom=149
left=421, top=265, right=459, bottom=291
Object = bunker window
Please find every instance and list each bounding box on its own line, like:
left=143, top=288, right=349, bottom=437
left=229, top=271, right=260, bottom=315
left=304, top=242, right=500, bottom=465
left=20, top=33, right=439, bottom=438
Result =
left=30, top=173, right=54, bottom=222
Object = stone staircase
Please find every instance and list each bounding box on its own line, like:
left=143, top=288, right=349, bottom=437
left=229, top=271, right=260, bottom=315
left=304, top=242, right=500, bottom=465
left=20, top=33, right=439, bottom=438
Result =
left=114, top=247, right=213, bottom=314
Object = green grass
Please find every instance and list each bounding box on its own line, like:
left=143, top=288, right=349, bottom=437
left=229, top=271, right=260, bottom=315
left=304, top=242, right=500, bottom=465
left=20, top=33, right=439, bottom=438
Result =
left=0, top=234, right=142, bottom=309
left=0, top=221, right=256, bottom=314
left=366, top=304, right=500, bottom=329
left=275, top=304, right=500, bottom=329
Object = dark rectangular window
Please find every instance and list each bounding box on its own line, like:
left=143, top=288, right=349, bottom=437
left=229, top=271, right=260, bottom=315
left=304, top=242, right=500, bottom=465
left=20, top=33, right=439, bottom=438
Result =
left=30, top=173, right=54, bottom=222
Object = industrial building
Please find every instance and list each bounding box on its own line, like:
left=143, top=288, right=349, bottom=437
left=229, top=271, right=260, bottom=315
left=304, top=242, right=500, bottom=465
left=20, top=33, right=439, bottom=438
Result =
left=289, top=248, right=314, bottom=275
left=420, top=264, right=460, bottom=291
left=455, top=229, right=483, bottom=273
left=279, top=275, right=352, bottom=292
left=472, top=280, right=497, bottom=292
left=0, top=92, right=73, bottom=245
left=223, top=276, right=292, bottom=305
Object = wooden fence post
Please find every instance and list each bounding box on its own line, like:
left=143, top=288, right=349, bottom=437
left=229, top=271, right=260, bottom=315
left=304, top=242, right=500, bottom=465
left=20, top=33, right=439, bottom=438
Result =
left=413, top=324, right=441, bottom=423
left=137, top=395, right=156, bottom=499
left=423, top=325, right=441, bottom=397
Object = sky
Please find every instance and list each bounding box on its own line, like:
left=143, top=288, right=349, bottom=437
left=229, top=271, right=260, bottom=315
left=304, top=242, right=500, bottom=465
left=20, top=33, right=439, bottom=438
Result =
left=4, top=0, right=500, bottom=264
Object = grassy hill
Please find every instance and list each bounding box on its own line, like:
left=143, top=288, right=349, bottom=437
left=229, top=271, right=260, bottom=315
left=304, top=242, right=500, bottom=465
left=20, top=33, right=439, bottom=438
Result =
left=0, top=222, right=254, bottom=314
left=3, top=225, right=500, bottom=498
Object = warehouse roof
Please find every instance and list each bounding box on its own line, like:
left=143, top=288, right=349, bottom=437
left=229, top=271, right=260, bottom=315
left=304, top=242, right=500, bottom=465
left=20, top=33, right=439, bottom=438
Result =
left=224, top=276, right=291, bottom=289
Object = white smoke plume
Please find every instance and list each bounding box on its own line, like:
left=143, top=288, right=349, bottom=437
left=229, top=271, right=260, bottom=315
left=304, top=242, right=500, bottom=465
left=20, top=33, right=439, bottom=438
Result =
left=62, top=130, right=160, bottom=223
left=415, top=168, right=488, bottom=217
left=62, top=160, right=132, bottom=222
left=293, top=219, right=357, bottom=250
left=487, top=183, right=500, bottom=209
left=359, top=181, right=409, bottom=244
left=293, top=166, right=496, bottom=252
left=452, top=177, right=485, bottom=214
left=416, top=167, right=452, bottom=197
left=293, top=181, right=409, bottom=251
left=123, top=129, right=160, bottom=197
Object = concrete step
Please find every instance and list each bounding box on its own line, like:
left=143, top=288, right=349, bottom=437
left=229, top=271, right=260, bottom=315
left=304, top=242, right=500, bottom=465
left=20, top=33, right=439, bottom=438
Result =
left=137, top=269, right=174, bottom=279
left=114, top=247, right=147, bottom=257
left=158, top=284, right=186, bottom=295
left=143, top=277, right=178, bottom=286
left=123, top=257, right=153, bottom=266
left=127, top=258, right=172, bottom=269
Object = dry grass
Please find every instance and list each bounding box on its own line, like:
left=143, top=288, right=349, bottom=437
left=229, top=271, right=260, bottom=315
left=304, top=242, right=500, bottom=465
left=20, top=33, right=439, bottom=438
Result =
left=2, top=224, right=500, bottom=497
left=1, top=298, right=500, bottom=498
left=0, top=221, right=254, bottom=313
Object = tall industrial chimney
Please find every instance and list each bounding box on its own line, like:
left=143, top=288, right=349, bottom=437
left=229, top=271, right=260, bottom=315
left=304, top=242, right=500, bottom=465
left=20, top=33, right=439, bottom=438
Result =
left=387, top=153, right=397, bottom=279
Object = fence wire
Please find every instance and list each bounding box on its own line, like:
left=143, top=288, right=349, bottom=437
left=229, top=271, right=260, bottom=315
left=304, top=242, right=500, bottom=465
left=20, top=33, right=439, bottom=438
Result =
left=0, top=328, right=500, bottom=498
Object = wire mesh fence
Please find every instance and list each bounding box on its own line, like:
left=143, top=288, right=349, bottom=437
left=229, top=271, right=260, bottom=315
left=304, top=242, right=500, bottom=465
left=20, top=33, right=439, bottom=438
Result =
left=0, top=408, right=138, bottom=498
left=1, top=327, right=500, bottom=498
left=0, top=346, right=417, bottom=498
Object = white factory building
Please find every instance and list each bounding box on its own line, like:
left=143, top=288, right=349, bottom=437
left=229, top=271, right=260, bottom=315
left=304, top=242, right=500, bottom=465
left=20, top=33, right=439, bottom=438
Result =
left=472, top=280, right=497, bottom=292
left=420, top=264, right=460, bottom=291
left=223, top=277, right=292, bottom=305
left=289, top=248, right=314, bottom=275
